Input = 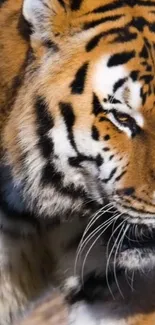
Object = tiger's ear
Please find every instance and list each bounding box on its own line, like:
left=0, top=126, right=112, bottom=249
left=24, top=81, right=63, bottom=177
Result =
left=22, top=0, right=68, bottom=39
left=23, top=0, right=82, bottom=24
left=22, top=0, right=84, bottom=46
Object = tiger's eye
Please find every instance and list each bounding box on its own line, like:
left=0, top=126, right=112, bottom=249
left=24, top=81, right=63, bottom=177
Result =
left=114, top=112, right=130, bottom=123
left=118, top=116, right=129, bottom=122
left=112, top=110, right=141, bottom=137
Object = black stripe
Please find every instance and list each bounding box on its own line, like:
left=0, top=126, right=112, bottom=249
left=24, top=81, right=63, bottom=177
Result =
left=91, top=0, right=124, bottom=14
left=92, top=126, right=99, bottom=141
left=35, top=96, right=54, bottom=159
left=96, top=154, right=104, bottom=167
left=68, top=156, right=84, bottom=167
left=104, top=135, right=110, bottom=141
left=68, top=155, right=94, bottom=167
left=86, top=27, right=124, bottom=52
left=59, top=102, right=76, bottom=150
left=35, top=97, right=54, bottom=134
left=109, top=155, right=114, bottom=160
left=83, top=14, right=123, bottom=30
left=108, top=51, right=135, bottom=67
left=70, top=62, right=89, bottom=94
left=140, top=74, right=154, bottom=83
left=140, top=88, right=147, bottom=105
left=115, top=170, right=126, bottom=182
left=139, top=45, right=149, bottom=58
left=130, top=70, right=139, bottom=81
left=103, top=147, right=110, bottom=152
left=99, top=116, right=109, bottom=122
left=42, top=162, right=87, bottom=199
left=137, top=0, right=155, bottom=6
left=90, top=0, right=155, bottom=14
left=41, top=162, right=62, bottom=186
left=70, top=0, right=83, bottom=10
left=18, top=14, right=32, bottom=41
left=92, top=94, right=103, bottom=116
left=113, top=78, right=127, bottom=93
left=43, top=40, right=59, bottom=52
left=102, top=167, right=117, bottom=183
left=132, top=17, right=147, bottom=32
left=112, top=29, right=137, bottom=43
left=57, top=0, right=66, bottom=8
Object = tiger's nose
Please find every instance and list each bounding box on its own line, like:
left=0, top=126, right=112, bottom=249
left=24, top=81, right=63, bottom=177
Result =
left=116, top=187, right=135, bottom=197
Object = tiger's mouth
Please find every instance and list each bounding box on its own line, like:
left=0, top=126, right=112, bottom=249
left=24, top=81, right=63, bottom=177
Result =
left=115, top=224, right=155, bottom=251
left=105, top=218, right=155, bottom=269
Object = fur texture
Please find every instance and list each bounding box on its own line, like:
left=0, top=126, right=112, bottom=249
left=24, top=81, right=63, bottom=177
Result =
left=1, top=0, right=155, bottom=324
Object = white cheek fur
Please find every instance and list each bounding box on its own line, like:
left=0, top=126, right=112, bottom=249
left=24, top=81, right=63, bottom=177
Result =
left=92, top=55, right=128, bottom=100
left=92, top=55, right=143, bottom=138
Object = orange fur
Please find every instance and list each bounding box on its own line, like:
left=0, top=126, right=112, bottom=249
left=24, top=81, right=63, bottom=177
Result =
left=1, top=1, right=155, bottom=324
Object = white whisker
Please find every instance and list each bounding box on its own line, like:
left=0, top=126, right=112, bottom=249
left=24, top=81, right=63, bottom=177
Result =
left=74, top=203, right=115, bottom=275
left=80, top=213, right=118, bottom=254
left=81, top=218, right=116, bottom=285
left=113, top=223, right=129, bottom=298
left=84, top=203, right=114, bottom=238
left=106, top=215, right=125, bottom=299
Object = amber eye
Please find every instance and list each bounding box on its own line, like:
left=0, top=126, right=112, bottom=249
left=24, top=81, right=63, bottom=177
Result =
left=113, top=111, right=131, bottom=124
left=111, top=110, right=141, bottom=137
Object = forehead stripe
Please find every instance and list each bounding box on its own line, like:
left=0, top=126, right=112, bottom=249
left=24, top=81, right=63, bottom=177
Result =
left=83, top=14, right=123, bottom=31
left=108, top=51, right=135, bottom=67
left=112, top=30, right=137, bottom=43
left=71, top=0, right=83, bottom=11
left=86, top=27, right=124, bottom=52
left=92, top=0, right=125, bottom=14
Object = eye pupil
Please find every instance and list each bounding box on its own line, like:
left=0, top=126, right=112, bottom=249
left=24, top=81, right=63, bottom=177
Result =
left=109, top=109, right=141, bottom=137
left=114, top=112, right=130, bottom=124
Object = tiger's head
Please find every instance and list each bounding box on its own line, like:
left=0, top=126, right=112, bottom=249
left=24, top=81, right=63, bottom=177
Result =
left=2, top=0, right=155, bottom=270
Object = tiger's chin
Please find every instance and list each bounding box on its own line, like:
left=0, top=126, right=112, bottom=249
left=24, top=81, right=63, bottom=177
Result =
left=110, top=220, right=155, bottom=271
left=117, top=247, right=155, bottom=270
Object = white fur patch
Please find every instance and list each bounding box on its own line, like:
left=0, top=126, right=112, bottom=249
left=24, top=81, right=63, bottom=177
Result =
left=69, top=302, right=128, bottom=325
left=23, top=0, right=43, bottom=23
left=92, top=56, right=128, bottom=102
left=63, top=276, right=80, bottom=296
left=92, top=55, right=143, bottom=137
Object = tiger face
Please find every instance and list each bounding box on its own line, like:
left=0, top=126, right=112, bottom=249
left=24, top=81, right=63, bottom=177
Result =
left=2, top=0, right=155, bottom=271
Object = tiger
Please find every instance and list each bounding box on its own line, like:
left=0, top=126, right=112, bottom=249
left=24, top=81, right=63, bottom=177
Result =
left=1, top=0, right=155, bottom=324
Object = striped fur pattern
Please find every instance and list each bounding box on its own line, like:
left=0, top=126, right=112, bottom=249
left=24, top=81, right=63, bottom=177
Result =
left=1, top=0, right=155, bottom=325
left=2, top=0, right=155, bottom=267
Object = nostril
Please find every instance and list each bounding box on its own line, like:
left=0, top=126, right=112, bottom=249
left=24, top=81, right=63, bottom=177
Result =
left=116, top=187, right=135, bottom=196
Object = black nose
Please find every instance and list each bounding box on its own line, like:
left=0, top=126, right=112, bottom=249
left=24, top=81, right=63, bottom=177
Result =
left=116, top=187, right=135, bottom=196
